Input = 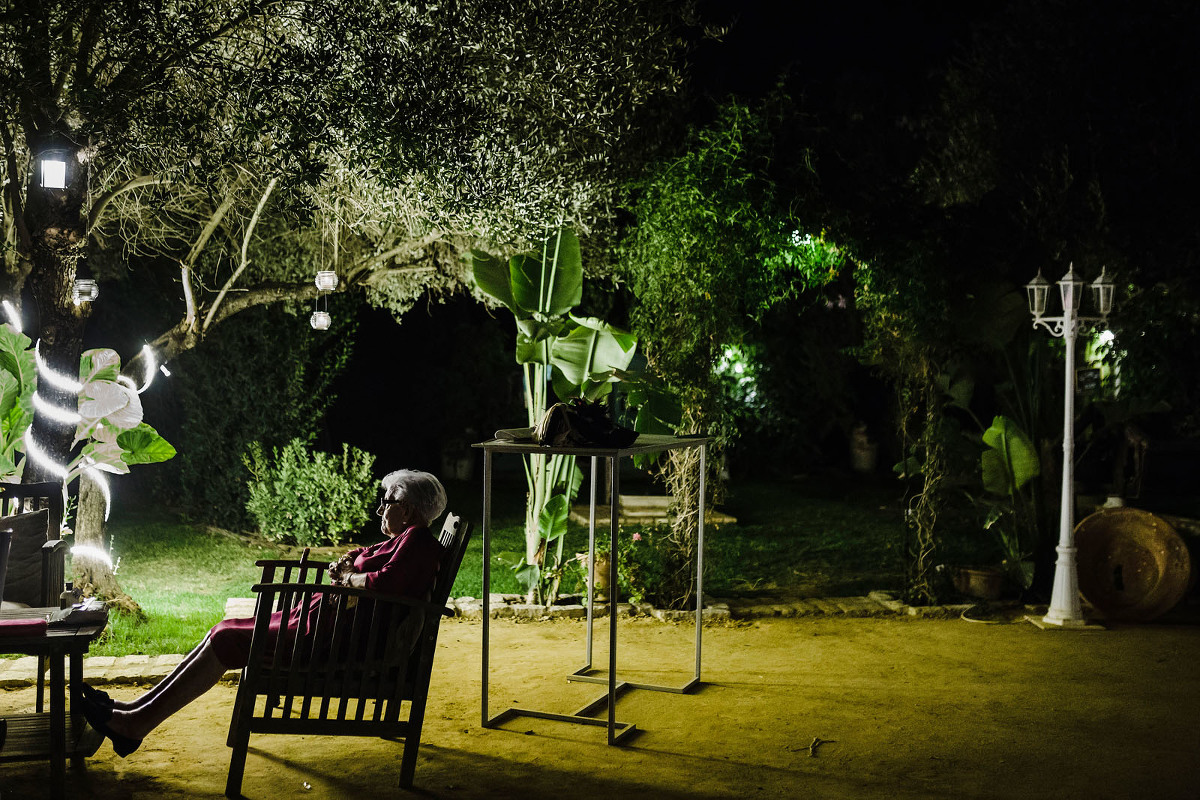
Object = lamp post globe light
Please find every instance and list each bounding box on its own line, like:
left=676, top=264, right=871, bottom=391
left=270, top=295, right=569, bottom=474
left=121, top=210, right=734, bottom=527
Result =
left=1024, top=262, right=1115, bottom=627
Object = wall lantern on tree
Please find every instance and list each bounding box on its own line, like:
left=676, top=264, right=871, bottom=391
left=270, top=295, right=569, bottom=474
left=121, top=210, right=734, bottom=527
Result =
left=36, top=133, right=75, bottom=190
left=39, top=149, right=69, bottom=189
left=1023, top=261, right=1116, bottom=628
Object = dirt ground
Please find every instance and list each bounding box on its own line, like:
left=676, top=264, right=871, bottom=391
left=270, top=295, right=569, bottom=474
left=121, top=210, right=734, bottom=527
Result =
left=3, top=613, right=1200, bottom=799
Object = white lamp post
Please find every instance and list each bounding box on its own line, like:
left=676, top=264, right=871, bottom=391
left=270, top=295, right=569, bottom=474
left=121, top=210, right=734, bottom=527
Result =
left=1025, top=262, right=1115, bottom=627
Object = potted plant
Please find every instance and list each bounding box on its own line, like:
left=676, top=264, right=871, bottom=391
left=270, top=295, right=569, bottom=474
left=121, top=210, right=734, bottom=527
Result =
left=965, top=415, right=1041, bottom=595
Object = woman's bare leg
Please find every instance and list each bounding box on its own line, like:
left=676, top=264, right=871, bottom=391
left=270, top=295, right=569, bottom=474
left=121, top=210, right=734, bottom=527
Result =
left=100, top=639, right=230, bottom=740
left=102, top=638, right=212, bottom=711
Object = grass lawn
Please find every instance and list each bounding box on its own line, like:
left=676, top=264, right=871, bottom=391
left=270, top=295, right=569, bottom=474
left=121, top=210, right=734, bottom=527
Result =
left=50, top=475, right=904, bottom=659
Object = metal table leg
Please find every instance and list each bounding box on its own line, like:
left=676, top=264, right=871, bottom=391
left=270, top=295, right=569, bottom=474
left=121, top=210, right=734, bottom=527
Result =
left=481, top=450, right=492, bottom=729
left=568, top=444, right=705, bottom=695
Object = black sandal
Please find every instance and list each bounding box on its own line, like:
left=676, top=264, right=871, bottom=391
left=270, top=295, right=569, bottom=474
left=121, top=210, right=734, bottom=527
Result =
left=80, top=695, right=142, bottom=758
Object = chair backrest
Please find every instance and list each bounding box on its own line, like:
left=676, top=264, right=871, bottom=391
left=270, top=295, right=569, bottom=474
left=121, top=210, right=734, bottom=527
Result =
left=0, top=482, right=65, bottom=607
left=430, top=513, right=470, bottom=609
left=0, top=482, right=64, bottom=536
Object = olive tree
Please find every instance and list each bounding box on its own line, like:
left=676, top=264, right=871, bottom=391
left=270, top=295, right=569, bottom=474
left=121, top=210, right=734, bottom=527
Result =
left=1, top=0, right=693, bottom=606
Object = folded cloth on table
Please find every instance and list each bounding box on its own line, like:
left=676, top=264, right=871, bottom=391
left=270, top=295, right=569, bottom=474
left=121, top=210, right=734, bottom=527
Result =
left=0, top=617, right=48, bottom=636
left=493, top=427, right=535, bottom=442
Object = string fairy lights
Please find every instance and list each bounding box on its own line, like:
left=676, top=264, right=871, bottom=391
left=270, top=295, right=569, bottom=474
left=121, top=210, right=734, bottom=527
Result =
left=32, top=391, right=82, bottom=425
left=84, top=460, right=113, bottom=522
left=34, top=340, right=83, bottom=393
left=2, top=300, right=21, bottom=332
left=22, top=424, right=70, bottom=479
left=70, top=544, right=114, bottom=569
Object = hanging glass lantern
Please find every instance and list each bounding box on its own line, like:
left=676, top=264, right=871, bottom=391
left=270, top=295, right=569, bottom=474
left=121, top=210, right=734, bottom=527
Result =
left=310, top=310, right=331, bottom=330
left=36, top=132, right=76, bottom=189
left=72, top=278, right=99, bottom=305
left=315, top=270, right=338, bottom=292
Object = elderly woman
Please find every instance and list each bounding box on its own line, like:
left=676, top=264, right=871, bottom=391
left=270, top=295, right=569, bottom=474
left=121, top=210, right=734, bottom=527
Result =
left=80, top=469, right=447, bottom=758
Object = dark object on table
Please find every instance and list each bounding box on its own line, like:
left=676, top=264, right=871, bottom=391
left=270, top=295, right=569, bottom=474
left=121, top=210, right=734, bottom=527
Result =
left=534, top=398, right=637, bottom=448
left=225, top=513, right=473, bottom=796
left=48, top=597, right=108, bottom=628
left=1076, top=507, right=1193, bottom=621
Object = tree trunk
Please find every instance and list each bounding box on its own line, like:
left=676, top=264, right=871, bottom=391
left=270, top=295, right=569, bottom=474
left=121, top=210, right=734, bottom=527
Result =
left=74, top=472, right=143, bottom=616
left=22, top=136, right=142, bottom=616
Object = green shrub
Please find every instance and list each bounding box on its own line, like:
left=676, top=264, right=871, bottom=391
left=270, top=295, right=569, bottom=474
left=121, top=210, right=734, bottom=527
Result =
left=593, top=525, right=677, bottom=606
left=243, top=439, right=376, bottom=546
left=152, top=302, right=355, bottom=529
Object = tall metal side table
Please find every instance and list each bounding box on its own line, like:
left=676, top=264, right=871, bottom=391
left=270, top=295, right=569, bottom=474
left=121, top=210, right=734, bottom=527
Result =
left=476, top=433, right=709, bottom=744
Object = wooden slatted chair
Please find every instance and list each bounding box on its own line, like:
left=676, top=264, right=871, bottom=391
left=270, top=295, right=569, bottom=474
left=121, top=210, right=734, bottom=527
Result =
left=224, top=513, right=472, bottom=798
left=0, top=481, right=67, bottom=712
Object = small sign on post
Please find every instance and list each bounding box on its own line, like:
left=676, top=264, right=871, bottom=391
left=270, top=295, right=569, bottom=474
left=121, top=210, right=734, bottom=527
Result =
left=1076, top=367, right=1102, bottom=395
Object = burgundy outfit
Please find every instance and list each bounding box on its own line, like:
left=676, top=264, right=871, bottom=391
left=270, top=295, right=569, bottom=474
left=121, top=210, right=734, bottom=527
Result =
left=208, top=524, right=443, bottom=668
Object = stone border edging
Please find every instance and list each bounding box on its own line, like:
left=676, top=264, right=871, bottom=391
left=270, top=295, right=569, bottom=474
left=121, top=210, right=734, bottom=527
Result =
left=445, top=589, right=970, bottom=622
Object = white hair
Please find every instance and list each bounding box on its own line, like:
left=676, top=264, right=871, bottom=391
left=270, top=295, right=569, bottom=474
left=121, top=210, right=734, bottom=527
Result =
left=381, top=469, right=447, bottom=526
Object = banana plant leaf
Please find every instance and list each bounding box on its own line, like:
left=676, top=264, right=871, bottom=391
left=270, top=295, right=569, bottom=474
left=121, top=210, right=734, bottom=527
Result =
left=538, top=494, right=570, bottom=543
left=549, top=316, right=637, bottom=389
left=515, top=319, right=569, bottom=364
left=470, top=249, right=521, bottom=313
left=509, top=229, right=582, bottom=316
left=495, top=551, right=539, bottom=592
left=981, top=415, right=1039, bottom=497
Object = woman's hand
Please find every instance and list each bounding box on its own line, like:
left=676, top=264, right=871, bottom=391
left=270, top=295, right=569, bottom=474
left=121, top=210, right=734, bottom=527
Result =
left=327, top=555, right=355, bottom=586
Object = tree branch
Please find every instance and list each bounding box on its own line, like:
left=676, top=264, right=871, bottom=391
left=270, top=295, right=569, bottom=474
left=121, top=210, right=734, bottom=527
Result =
left=202, top=176, right=277, bottom=332
left=0, top=116, right=33, bottom=266
left=343, top=231, right=445, bottom=285
left=180, top=263, right=197, bottom=329
left=88, top=174, right=168, bottom=231
left=103, top=0, right=287, bottom=94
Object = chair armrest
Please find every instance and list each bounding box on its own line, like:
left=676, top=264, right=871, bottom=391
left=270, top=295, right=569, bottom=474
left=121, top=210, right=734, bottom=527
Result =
left=41, top=539, right=67, bottom=607
left=252, top=555, right=325, bottom=586
left=250, top=582, right=450, bottom=616
left=253, top=558, right=318, bottom=569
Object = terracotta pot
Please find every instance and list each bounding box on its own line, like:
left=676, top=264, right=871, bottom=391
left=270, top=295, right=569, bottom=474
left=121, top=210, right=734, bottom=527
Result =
left=952, top=566, right=1005, bottom=600
left=585, top=553, right=611, bottom=602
